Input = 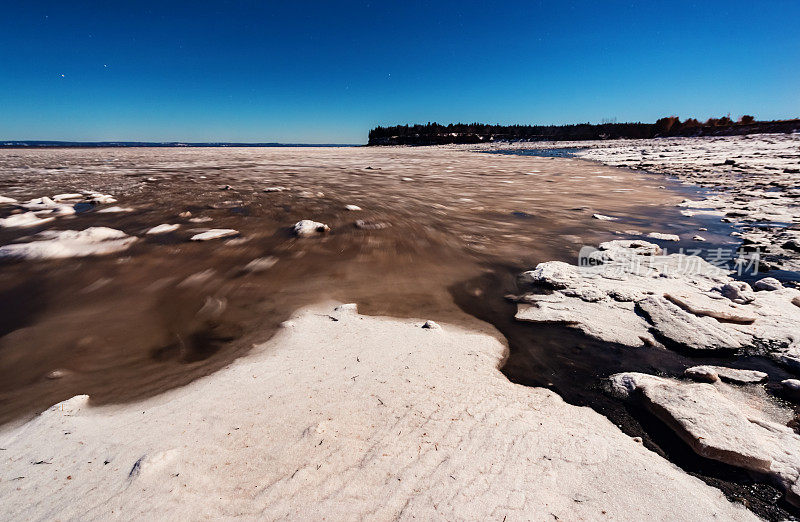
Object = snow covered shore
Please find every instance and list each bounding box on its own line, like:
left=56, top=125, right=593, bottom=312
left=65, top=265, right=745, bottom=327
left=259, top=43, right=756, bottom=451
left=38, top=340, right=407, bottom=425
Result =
left=0, top=303, right=753, bottom=520
left=514, top=239, right=800, bottom=508
left=489, top=133, right=800, bottom=272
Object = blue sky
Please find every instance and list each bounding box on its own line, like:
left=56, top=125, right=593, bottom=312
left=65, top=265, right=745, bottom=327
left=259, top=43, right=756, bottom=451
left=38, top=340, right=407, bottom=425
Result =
left=1, top=1, right=798, bottom=143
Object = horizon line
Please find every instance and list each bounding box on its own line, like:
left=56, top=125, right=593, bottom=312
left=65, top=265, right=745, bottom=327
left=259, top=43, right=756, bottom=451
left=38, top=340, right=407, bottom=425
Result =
left=0, top=140, right=363, bottom=148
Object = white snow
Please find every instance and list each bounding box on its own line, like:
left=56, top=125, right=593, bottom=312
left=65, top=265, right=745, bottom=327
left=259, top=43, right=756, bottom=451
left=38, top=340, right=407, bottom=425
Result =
left=0, top=212, right=55, bottom=228
left=190, top=229, right=239, bottom=241
left=20, top=197, right=76, bottom=216
left=647, top=232, right=680, bottom=241
left=52, top=193, right=84, bottom=201
left=145, top=224, right=180, bottom=235
left=96, top=206, right=133, bottom=213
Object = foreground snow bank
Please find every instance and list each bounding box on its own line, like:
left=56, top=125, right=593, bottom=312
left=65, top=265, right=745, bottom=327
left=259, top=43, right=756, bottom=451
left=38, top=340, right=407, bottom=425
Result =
left=0, top=304, right=753, bottom=520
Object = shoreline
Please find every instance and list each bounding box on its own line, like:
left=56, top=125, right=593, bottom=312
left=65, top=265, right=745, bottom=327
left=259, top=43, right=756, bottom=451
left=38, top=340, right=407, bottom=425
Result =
left=1, top=143, right=798, bottom=517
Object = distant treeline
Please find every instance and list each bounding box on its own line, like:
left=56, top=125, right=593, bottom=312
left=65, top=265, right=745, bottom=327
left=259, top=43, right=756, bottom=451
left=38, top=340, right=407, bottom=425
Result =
left=367, top=116, right=800, bottom=145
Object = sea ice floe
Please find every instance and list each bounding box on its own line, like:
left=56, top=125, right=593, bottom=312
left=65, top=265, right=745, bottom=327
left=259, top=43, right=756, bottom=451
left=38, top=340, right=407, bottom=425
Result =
left=647, top=232, right=680, bottom=241
left=97, top=206, right=133, bottom=213
left=85, top=193, right=117, bottom=204
left=20, top=197, right=76, bottom=216
left=146, top=224, right=180, bottom=235
left=0, top=227, right=136, bottom=260
left=354, top=219, right=389, bottom=230
left=52, top=193, right=84, bottom=202
left=242, top=256, right=278, bottom=273
left=591, top=213, right=618, bottom=221
left=190, top=229, right=239, bottom=241
left=0, top=212, right=56, bottom=228
left=683, top=365, right=767, bottom=384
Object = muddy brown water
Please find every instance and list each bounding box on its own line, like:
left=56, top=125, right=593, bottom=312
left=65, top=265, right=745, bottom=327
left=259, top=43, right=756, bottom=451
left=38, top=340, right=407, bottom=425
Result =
left=0, top=146, right=794, bottom=518
left=0, top=146, right=680, bottom=419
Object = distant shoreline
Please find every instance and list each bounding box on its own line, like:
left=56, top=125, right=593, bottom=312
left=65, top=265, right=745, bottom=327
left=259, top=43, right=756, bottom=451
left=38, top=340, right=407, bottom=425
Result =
left=0, top=141, right=359, bottom=149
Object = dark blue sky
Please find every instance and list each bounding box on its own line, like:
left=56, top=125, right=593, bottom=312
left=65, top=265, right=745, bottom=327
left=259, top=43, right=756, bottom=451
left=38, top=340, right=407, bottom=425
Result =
left=2, top=1, right=798, bottom=143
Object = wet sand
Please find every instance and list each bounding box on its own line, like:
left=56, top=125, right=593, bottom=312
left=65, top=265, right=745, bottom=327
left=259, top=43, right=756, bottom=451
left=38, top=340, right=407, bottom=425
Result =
left=0, top=145, right=692, bottom=424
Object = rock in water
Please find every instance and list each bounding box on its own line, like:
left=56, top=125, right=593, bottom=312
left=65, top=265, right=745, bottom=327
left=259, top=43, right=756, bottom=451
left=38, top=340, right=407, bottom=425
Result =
left=344, top=204, right=362, bottom=211
left=190, top=229, right=239, bottom=241
left=292, top=220, right=330, bottom=237
left=421, top=320, right=441, bottom=330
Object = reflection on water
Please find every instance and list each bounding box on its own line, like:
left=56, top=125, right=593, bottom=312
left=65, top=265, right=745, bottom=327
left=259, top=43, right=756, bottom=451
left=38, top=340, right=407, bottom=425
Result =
left=0, top=146, right=700, bottom=423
